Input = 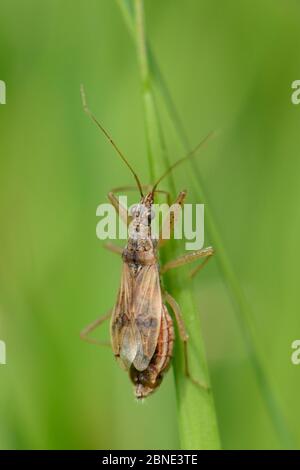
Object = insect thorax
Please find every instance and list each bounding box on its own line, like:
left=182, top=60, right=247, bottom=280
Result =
left=123, top=199, right=157, bottom=269
left=122, top=236, right=157, bottom=270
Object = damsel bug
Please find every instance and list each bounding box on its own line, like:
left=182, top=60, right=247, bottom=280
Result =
left=80, top=86, right=214, bottom=399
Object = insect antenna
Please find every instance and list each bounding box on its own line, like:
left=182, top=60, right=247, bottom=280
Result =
left=151, top=130, right=215, bottom=194
left=80, top=84, right=144, bottom=197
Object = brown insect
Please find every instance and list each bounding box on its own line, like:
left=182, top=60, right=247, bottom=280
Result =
left=80, top=86, right=214, bottom=399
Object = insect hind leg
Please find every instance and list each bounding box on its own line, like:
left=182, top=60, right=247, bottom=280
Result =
left=80, top=309, right=112, bottom=347
left=164, top=291, right=210, bottom=391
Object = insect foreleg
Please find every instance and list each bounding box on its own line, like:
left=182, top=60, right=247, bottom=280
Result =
left=158, top=191, right=187, bottom=248
left=161, top=246, right=214, bottom=277
left=163, top=291, right=209, bottom=391
left=80, top=309, right=112, bottom=347
left=108, top=190, right=131, bottom=226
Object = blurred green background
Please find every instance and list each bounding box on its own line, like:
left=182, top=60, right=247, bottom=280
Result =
left=0, top=0, right=300, bottom=450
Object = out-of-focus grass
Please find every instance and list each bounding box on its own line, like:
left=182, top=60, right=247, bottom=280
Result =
left=0, top=0, right=300, bottom=450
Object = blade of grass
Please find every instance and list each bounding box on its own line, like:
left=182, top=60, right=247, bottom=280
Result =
left=117, top=0, right=189, bottom=152
left=117, top=0, right=295, bottom=448
left=131, top=0, right=173, bottom=190
left=133, top=0, right=221, bottom=450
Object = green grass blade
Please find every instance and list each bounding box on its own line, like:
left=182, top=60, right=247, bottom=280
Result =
left=128, top=0, right=221, bottom=450
left=116, top=0, right=190, bottom=152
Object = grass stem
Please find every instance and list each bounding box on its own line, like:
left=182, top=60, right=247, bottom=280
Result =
left=132, top=0, right=221, bottom=450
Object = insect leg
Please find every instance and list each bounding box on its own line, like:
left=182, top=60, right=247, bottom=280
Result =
left=158, top=191, right=187, bottom=248
left=164, top=291, right=209, bottom=391
left=108, top=190, right=131, bottom=226
left=108, top=186, right=170, bottom=225
left=111, top=185, right=171, bottom=204
left=153, top=189, right=171, bottom=205
left=80, top=309, right=112, bottom=347
left=103, top=242, right=123, bottom=256
left=161, top=246, right=214, bottom=277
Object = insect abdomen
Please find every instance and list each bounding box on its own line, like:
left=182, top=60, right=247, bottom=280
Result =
left=130, top=304, right=175, bottom=399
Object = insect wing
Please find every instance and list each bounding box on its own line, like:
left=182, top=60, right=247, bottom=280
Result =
left=110, top=263, right=136, bottom=370
left=132, top=264, right=162, bottom=371
left=110, top=263, right=162, bottom=372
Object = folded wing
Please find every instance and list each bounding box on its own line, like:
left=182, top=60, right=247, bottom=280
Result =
left=110, top=263, right=162, bottom=372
